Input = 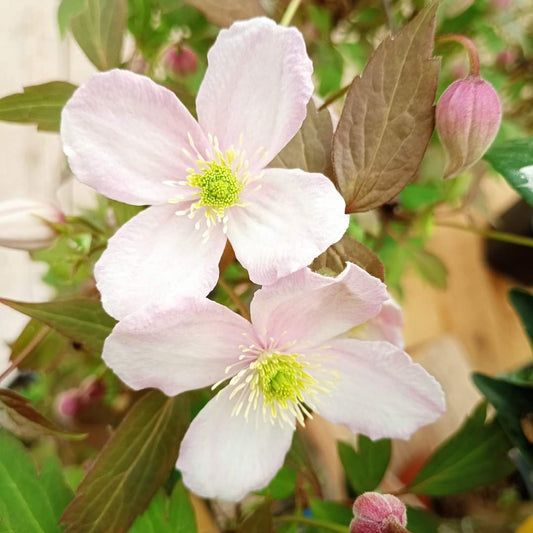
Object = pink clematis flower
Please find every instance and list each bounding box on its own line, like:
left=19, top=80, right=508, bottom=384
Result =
left=61, top=18, right=349, bottom=320
left=102, top=263, right=445, bottom=501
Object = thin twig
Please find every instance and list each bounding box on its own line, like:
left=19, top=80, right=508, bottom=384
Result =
left=436, top=221, right=533, bottom=248
left=280, top=0, right=303, bottom=26
left=217, top=278, right=251, bottom=321
left=0, top=326, right=50, bottom=382
left=318, top=83, right=351, bottom=111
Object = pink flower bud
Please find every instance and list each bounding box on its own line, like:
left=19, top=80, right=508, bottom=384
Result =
left=162, top=45, right=198, bottom=78
left=0, top=199, right=65, bottom=250
left=350, top=492, right=408, bottom=533
left=497, top=49, right=517, bottom=68
left=82, top=377, right=106, bottom=401
left=436, top=77, right=502, bottom=179
left=56, top=389, right=83, bottom=417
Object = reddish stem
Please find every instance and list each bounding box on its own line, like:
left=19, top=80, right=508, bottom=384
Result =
left=437, top=33, right=481, bottom=78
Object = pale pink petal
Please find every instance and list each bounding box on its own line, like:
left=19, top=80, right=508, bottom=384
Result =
left=250, top=263, right=387, bottom=349
left=314, top=339, right=445, bottom=440
left=196, top=18, right=313, bottom=171
left=177, top=387, right=295, bottom=501
left=95, top=205, right=226, bottom=320
left=347, top=297, right=405, bottom=348
left=61, top=69, right=209, bottom=205
left=227, top=168, right=348, bottom=287
left=103, top=299, right=253, bottom=396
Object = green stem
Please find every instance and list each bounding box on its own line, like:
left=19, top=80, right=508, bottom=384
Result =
left=436, top=221, right=533, bottom=248
left=436, top=34, right=480, bottom=78
left=217, top=278, right=251, bottom=321
left=280, top=0, right=303, bottom=26
left=318, top=83, right=351, bottom=111
left=275, top=515, right=348, bottom=532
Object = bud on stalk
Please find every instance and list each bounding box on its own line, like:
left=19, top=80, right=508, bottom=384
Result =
left=350, top=492, right=408, bottom=533
left=0, top=199, right=65, bottom=251
left=162, top=45, right=198, bottom=78
left=436, top=35, right=502, bottom=179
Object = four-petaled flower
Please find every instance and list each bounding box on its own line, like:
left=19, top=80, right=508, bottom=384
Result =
left=103, top=263, right=445, bottom=501
left=61, top=17, right=348, bottom=320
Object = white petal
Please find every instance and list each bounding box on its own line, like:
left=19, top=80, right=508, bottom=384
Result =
left=103, top=299, right=254, bottom=396
left=250, top=263, right=388, bottom=349
left=177, top=387, right=295, bottom=501
left=95, top=205, right=226, bottom=320
left=196, top=18, right=313, bottom=171
left=61, top=70, right=209, bottom=205
left=227, top=168, right=348, bottom=286
left=314, top=339, right=445, bottom=440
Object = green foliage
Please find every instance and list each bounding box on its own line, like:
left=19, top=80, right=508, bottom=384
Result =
left=59, top=0, right=127, bottom=70
left=338, top=436, right=391, bottom=494
left=309, top=500, right=353, bottom=526
left=484, top=139, right=533, bottom=207
left=509, top=288, right=533, bottom=347
left=0, top=82, right=76, bottom=132
left=61, top=390, right=191, bottom=533
left=473, top=373, right=533, bottom=467
left=0, top=299, right=116, bottom=356
left=407, top=403, right=515, bottom=496
left=405, top=506, right=439, bottom=533
left=129, top=482, right=197, bottom=533
left=0, top=389, right=84, bottom=441
left=0, top=430, right=73, bottom=532
left=407, top=246, right=448, bottom=289
left=332, top=3, right=439, bottom=213
left=258, top=466, right=297, bottom=500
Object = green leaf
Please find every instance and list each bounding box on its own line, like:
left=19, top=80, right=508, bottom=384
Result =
left=333, top=3, right=439, bottom=212
left=509, top=288, right=533, bottom=346
left=0, top=298, right=116, bottom=356
left=312, top=235, right=385, bottom=281
left=57, top=0, right=85, bottom=36
left=405, top=506, right=439, bottom=533
left=0, top=82, right=76, bottom=132
left=168, top=481, right=197, bottom=533
left=399, top=182, right=444, bottom=210
left=9, top=320, right=68, bottom=370
left=407, top=247, right=448, bottom=289
left=237, top=500, right=273, bottom=533
left=40, top=457, right=75, bottom=521
left=69, top=0, right=127, bottom=70
left=0, top=429, right=72, bottom=532
left=407, top=403, right=515, bottom=495
left=270, top=99, right=334, bottom=178
left=129, top=482, right=196, bottom=533
left=257, top=466, right=297, bottom=500
left=0, top=389, right=85, bottom=441
left=309, top=500, right=353, bottom=526
left=484, top=138, right=533, bottom=207
left=60, top=390, right=190, bottom=533
left=473, top=373, right=533, bottom=467
left=338, top=436, right=391, bottom=494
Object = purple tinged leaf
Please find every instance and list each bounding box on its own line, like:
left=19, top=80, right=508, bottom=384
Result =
left=332, top=3, right=440, bottom=213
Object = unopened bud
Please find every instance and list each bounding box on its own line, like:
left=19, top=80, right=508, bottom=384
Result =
left=56, top=389, right=83, bottom=417
left=350, top=492, right=408, bottom=533
left=162, top=45, right=198, bottom=78
left=0, top=199, right=65, bottom=250
left=436, top=77, right=502, bottom=179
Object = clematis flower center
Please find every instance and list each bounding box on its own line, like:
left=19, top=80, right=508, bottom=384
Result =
left=187, top=161, right=242, bottom=214
left=255, top=352, right=314, bottom=407
left=220, top=342, right=338, bottom=428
